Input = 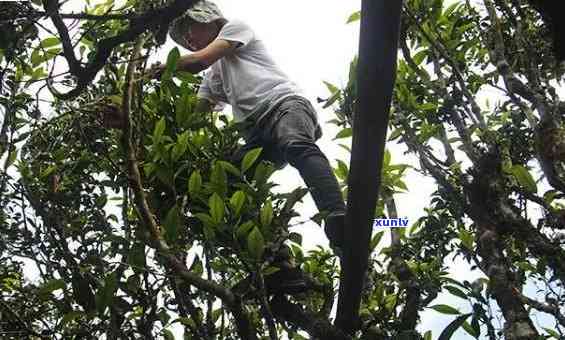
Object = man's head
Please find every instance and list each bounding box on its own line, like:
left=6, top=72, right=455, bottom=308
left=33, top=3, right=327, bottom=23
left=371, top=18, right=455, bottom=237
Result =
left=169, top=1, right=226, bottom=51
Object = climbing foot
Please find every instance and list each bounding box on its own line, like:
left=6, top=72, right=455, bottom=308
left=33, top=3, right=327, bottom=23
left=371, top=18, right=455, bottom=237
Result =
left=264, top=264, right=310, bottom=295
left=232, top=246, right=312, bottom=298
left=324, top=211, right=345, bottom=258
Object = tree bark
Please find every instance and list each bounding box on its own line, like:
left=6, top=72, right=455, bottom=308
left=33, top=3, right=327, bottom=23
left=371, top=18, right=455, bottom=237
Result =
left=335, top=0, right=403, bottom=334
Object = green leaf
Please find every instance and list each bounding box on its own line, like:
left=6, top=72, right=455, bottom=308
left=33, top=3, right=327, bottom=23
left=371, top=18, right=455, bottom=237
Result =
left=260, top=198, right=273, bottom=227
left=346, top=11, right=361, bottom=23
left=163, top=47, right=180, bottom=80
left=175, top=88, right=193, bottom=126
left=443, top=2, right=461, bottom=17
left=153, top=117, right=166, bottom=142
left=39, top=48, right=61, bottom=65
left=445, top=285, right=468, bottom=300
left=229, top=191, right=246, bottom=216
left=31, top=47, right=61, bottom=67
left=281, top=187, right=309, bottom=214
left=212, top=309, right=223, bottom=322
left=388, top=128, right=403, bottom=141
left=543, top=190, right=560, bottom=205
left=412, top=50, right=428, bottom=66
left=210, top=162, right=228, bottom=197
left=218, top=160, right=241, bottom=177
left=253, top=161, right=275, bottom=187
left=335, top=159, right=349, bottom=180
left=334, top=127, right=352, bottom=140
left=241, top=147, right=263, bottom=174
left=262, top=266, right=281, bottom=275
left=39, top=164, right=57, bottom=179
left=510, top=165, right=537, bottom=193
left=383, top=150, right=391, bottom=168
left=171, top=131, right=189, bottom=161
left=408, top=217, right=424, bottom=235
left=6, top=147, right=17, bottom=167
left=96, top=272, right=118, bottom=315
left=543, top=327, right=561, bottom=339
left=177, top=317, right=196, bottom=328
left=188, top=170, right=202, bottom=196
left=128, top=242, right=146, bottom=270
left=289, top=232, right=302, bottom=245
left=458, top=229, right=474, bottom=250
left=237, top=221, right=255, bottom=241
left=40, top=279, right=65, bottom=295
left=462, top=320, right=480, bottom=338
left=323, top=81, right=340, bottom=94
left=209, top=193, right=225, bottom=224
left=188, top=255, right=203, bottom=276
left=40, top=37, right=61, bottom=49
left=61, top=311, right=83, bottom=327
left=393, top=179, right=408, bottom=192
left=419, top=102, right=437, bottom=111
left=126, top=275, right=140, bottom=293
left=162, top=329, right=175, bottom=340
left=323, top=91, right=341, bottom=109
left=30, top=67, right=47, bottom=81
left=438, top=313, right=472, bottom=340
left=384, top=293, right=397, bottom=311
left=429, top=304, right=461, bottom=315
left=247, top=227, right=265, bottom=260
left=370, top=231, right=384, bottom=252
left=164, top=205, right=180, bottom=243
left=195, top=213, right=215, bottom=227
left=424, top=331, right=432, bottom=340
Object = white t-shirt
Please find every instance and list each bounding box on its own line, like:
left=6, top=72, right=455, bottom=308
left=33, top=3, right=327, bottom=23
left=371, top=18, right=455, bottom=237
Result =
left=197, top=19, right=306, bottom=124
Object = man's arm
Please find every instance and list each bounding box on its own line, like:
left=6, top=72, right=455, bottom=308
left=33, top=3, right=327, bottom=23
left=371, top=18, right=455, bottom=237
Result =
left=177, top=39, right=239, bottom=74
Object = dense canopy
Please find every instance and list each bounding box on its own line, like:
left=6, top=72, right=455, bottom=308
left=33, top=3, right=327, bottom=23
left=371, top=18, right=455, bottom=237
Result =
left=1, top=0, right=565, bottom=339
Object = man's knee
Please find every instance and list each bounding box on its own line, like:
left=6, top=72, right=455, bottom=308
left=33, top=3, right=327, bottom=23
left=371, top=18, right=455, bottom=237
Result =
left=280, top=139, right=328, bottom=166
left=230, top=144, right=288, bottom=177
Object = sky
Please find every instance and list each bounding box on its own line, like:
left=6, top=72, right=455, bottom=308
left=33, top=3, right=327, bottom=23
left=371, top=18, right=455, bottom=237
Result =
left=13, top=0, right=560, bottom=338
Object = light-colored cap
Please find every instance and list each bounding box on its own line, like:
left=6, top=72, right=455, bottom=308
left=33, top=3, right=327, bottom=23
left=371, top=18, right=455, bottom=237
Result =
left=169, top=0, right=224, bottom=50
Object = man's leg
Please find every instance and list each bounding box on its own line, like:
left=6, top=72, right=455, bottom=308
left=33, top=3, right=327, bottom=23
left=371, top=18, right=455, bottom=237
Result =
left=266, top=97, right=346, bottom=252
left=228, top=119, right=312, bottom=295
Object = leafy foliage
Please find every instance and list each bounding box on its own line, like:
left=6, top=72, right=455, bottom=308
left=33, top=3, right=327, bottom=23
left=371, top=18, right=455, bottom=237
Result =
left=2, top=0, right=565, bottom=339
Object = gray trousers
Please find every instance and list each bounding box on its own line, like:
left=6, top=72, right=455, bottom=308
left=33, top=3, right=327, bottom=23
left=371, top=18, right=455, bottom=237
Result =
left=231, top=96, right=346, bottom=216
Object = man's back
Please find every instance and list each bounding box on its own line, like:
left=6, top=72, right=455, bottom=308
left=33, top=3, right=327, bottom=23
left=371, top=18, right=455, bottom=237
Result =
left=198, top=19, right=305, bottom=123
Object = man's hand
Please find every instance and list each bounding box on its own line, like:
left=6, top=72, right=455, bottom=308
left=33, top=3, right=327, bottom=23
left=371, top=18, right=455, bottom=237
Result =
left=146, top=39, right=239, bottom=79
left=146, top=62, right=165, bottom=80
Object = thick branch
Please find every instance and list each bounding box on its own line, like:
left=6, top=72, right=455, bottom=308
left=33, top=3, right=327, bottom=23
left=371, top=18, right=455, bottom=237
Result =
left=44, top=0, right=82, bottom=76
left=336, top=0, right=403, bottom=334
left=482, top=0, right=547, bottom=119
left=463, top=153, right=565, bottom=284
left=385, top=196, right=422, bottom=333
left=26, top=10, right=138, bottom=21
left=517, top=292, right=565, bottom=328
left=46, top=0, right=200, bottom=100
left=270, top=295, right=352, bottom=340
left=475, top=227, right=538, bottom=340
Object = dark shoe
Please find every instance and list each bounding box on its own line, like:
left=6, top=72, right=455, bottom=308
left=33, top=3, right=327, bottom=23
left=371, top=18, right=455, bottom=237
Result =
left=324, top=212, right=345, bottom=257
left=232, top=260, right=310, bottom=298
left=264, top=265, right=310, bottom=295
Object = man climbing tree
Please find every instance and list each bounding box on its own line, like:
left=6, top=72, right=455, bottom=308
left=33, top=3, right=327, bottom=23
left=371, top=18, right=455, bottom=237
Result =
left=145, top=0, right=349, bottom=292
